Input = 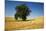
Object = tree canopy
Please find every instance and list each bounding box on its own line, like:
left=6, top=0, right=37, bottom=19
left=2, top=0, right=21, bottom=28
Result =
left=15, top=4, right=31, bottom=21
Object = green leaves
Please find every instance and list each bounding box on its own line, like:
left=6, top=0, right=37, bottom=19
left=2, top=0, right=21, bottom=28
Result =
left=15, top=4, right=31, bottom=21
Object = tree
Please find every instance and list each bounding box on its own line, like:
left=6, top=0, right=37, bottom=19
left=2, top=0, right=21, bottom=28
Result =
left=15, top=4, right=31, bottom=21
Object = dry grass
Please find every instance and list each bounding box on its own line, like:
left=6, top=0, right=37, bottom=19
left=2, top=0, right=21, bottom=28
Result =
left=5, top=16, right=44, bottom=30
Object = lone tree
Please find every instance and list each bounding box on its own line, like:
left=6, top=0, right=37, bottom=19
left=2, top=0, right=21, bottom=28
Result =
left=15, top=4, right=31, bottom=21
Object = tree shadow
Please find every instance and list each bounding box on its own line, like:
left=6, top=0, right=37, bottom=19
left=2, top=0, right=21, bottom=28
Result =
left=15, top=19, right=32, bottom=22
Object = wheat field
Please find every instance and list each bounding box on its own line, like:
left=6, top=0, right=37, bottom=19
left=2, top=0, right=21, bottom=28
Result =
left=5, top=16, right=44, bottom=30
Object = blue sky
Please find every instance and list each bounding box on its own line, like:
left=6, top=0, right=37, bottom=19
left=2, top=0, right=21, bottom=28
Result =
left=5, top=1, right=44, bottom=19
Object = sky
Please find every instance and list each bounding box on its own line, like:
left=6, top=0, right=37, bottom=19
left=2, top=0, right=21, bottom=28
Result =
left=5, top=1, right=44, bottom=19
